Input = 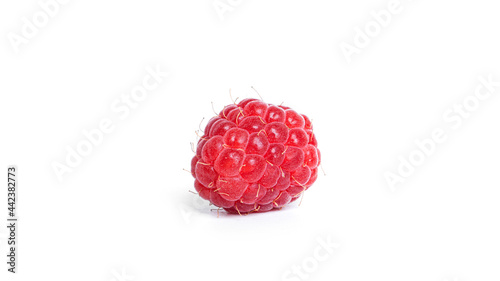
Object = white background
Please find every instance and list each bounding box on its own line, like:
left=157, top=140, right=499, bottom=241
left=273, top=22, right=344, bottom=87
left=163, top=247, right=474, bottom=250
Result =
left=1, top=1, right=500, bottom=281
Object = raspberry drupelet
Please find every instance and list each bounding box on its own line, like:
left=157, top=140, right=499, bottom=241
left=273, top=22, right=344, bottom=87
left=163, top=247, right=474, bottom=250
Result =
left=191, top=98, right=320, bottom=214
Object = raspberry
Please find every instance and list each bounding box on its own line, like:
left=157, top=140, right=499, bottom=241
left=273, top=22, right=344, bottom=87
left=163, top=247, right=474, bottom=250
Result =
left=191, top=98, right=320, bottom=214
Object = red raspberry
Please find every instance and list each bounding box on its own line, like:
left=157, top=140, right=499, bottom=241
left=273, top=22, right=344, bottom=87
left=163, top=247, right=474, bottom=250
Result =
left=191, top=98, right=320, bottom=214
